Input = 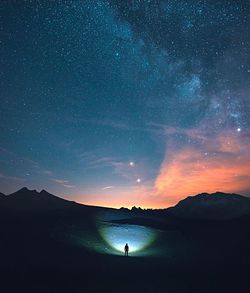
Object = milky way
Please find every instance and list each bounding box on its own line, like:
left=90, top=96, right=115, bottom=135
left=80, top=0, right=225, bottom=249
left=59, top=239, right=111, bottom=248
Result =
left=1, top=1, right=250, bottom=207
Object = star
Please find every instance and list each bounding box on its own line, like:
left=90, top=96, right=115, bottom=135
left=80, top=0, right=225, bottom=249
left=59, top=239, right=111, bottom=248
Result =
left=0, top=0, right=250, bottom=210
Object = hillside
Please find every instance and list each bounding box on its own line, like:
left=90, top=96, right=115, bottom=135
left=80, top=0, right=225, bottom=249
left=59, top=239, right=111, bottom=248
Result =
left=168, top=192, right=250, bottom=219
left=0, top=187, right=79, bottom=211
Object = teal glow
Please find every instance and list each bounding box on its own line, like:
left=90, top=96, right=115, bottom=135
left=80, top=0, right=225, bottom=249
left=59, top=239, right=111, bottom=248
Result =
left=98, top=223, right=158, bottom=255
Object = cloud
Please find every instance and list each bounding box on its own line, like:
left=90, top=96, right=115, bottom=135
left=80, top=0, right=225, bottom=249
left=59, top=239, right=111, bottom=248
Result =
left=0, top=145, right=54, bottom=176
left=62, top=184, right=76, bottom=189
left=82, top=184, right=154, bottom=209
left=154, top=128, right=250, bottom=206
left=80, top=154, right=139, bottom=181
left=85, top=157, right=115, bottom=168
left=51, top=178, right=75, bottom=188
left=0, top=173, right=25, bottom=182
left=102, top=186, right=114, bottom=190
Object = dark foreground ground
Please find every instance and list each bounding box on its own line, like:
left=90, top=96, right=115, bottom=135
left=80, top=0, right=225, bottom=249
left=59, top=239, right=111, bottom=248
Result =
left=0, top=207, right=250, bottom=293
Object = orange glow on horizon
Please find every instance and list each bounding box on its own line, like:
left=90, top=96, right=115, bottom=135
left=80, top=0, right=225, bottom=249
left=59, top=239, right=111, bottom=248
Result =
left=73, top=130, right=250, bottom=209
left=74, top=184, right=168, bottom=209
left=155, top=130, right=250, bottom=206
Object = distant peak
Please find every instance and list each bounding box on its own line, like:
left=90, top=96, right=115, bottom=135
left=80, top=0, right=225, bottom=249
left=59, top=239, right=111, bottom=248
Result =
left=40, top=189, right=55, bottom=197
left=17, top=187, right=37, bottom=193
left=4, top=187, right=77, bottom=210
left=194, top=191, right=238, bottom=199
left=19, top=187, right=30, bottom=192
left=40, top=189, right=48, bottom=194
left=212, top=191, right=227, bottom=196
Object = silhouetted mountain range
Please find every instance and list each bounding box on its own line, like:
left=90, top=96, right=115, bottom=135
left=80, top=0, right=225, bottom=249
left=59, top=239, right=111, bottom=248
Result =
left=1, top=187, right=250, bottom=219
left=1, top=187, right=250, bottom=292
left=168, top=191, right=250, bottom=219
left=0, top=187, right=79, bottom=211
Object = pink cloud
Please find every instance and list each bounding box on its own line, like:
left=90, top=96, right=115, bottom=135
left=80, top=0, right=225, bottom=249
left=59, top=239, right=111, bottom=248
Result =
left=154, top=129, right=250, bottom=206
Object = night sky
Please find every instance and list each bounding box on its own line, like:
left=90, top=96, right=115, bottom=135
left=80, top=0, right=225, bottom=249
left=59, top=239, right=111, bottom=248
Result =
left=1, top=0, right=250, bottom=208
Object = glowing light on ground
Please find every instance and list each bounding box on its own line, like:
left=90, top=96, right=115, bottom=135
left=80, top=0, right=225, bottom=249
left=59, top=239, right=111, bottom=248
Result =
left=98, top=223, right=158, bottom=255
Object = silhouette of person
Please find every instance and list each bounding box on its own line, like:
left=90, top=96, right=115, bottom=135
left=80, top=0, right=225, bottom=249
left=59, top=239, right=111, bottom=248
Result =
left=124, top=243, right=129, bottom=256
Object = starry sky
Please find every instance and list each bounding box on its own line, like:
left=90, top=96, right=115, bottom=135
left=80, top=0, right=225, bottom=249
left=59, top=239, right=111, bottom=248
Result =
left=1, top=0, right=250, bottom=208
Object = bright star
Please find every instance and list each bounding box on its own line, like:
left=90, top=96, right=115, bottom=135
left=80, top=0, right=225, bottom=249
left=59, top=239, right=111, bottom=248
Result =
left=237, top=127, right=241, bottom=132
left=129, top=161, right=134, bottom=166
left=136, top=178, right=141, bottom=183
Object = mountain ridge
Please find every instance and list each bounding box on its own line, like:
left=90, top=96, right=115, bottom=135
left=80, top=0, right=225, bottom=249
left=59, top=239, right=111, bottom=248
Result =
left=168, top=191, right=250, bottom=219
left=1, top=187, right=250, bottom=219
left=0, top=187, right=79, bottom=211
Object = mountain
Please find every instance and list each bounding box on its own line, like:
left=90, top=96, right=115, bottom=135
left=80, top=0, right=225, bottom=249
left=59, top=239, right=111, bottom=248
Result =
left=0, top=192, right=5, bottom=205
left=0, top=187, right=79, bottom=211
left=168, top=192, right=250, bottom=219
left=1, top=188, right=250, bottom=220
